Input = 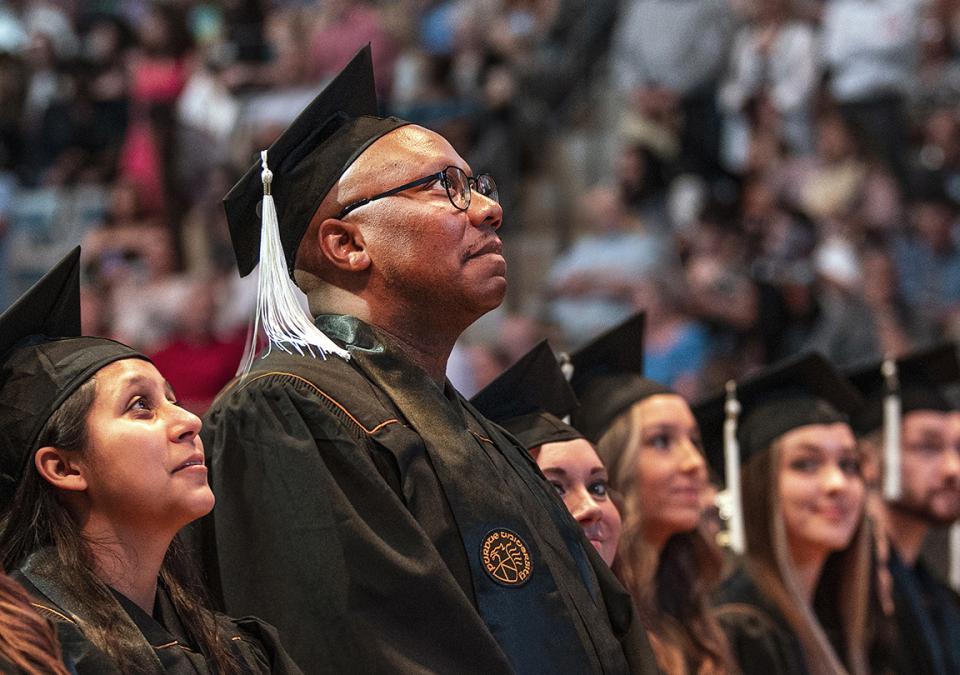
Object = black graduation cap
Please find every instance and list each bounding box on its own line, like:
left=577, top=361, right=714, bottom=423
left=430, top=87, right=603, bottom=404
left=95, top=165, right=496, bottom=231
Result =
left=846, top=343, right=960, bottom=435
left=0, top=248, right=145, bottom=503
left=223, top=44, right=409, bottom=278
left=566, top=313, right=672, bottom=443
left=694, top=352, right=864, bottom=481
left=470, top=341, right=583, bottom=450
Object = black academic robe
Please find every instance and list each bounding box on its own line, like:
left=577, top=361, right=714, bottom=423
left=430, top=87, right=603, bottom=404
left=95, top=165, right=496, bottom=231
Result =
left=882, top=546, right=960, bottom=675
left=714, top=568, right=809, bottom=675
left=197, top=314, right=654, bottom=675
left=12, top=548, right=299, bottom=674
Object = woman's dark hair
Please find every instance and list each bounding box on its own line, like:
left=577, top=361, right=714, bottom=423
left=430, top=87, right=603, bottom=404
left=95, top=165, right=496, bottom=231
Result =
left=0, top=375, right=242, bottom=673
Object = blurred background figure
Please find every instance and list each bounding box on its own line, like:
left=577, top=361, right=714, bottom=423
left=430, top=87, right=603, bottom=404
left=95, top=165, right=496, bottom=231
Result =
left=0, top=0, right=958, bottom=422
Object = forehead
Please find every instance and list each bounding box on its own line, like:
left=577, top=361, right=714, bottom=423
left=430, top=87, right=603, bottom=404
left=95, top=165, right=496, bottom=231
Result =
left=342, top=125, right=469, bottom=186
left=94, top=358, right=164, bottom=395
left=537, top=438, right=603, bottom=473
left=779, top=422, right=856, bottom=453
left=635, top=393, right=694, bottom=426
left=902, top=409, right=949, bottom=433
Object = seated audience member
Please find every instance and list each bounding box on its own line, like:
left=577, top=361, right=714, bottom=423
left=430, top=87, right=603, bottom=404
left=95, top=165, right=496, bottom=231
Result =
left=569, top=314, right=734, bottom=674
left=0, top=249, right=300, bottom=674
left=697, top=353, right=870, bottom=675
left=848, top=344, right=960, bottom=674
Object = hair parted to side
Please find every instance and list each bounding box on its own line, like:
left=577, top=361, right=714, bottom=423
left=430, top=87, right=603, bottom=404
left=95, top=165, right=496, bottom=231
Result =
left=0, top=375, right=243, bottom=674
left=598, top=403, right=734, bottom=674
left=741, top=440, right=870, bottom=675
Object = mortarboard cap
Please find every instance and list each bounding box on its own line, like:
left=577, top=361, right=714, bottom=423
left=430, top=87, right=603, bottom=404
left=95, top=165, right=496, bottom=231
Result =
left=223, top=44, right=409, bottom=278
left=695, top=352, right=863, bottom=481
left=846, top=343, right=960, bottom=435
left=566, top=314, right=672, bottom=443
left=0, top=248, right=146, bottom=505
left=471, top=341, right=583, bottom=450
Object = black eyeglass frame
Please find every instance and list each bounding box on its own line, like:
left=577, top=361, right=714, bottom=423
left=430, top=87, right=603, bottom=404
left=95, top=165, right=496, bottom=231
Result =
left=336, top=165, right=497, bottom=219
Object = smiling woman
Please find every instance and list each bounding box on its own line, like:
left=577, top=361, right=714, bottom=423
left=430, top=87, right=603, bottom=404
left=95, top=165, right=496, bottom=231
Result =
left=0, top=249, right=300, bottom=674
left=698, top=353, right=871, bottom=675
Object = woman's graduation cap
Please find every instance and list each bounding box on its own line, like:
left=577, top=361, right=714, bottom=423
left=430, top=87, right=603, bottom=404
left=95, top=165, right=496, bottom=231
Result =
left=222, top=44, right=410, bottom=372
left=470, top=341, right=584, bottom=451
left=0, top=247, right=146, bottom=504
left=846, top=344, right=960, bottom=501
left=694, top=352, right=864, bottom=553
left=564, top=313, right=672, bottom=444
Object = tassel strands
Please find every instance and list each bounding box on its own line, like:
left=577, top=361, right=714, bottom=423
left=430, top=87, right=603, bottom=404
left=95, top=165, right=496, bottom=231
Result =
left=881, top=357, right=902, bottom=501
left=237, top=150, right=350, bottom=377
left=721, top=379, right=746, bottom=555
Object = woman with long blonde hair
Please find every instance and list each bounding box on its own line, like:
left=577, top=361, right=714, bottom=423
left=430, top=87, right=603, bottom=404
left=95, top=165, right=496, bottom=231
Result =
left=569, top=315, right=733, bottom=674
left=697, top=353, right=871, bottom=675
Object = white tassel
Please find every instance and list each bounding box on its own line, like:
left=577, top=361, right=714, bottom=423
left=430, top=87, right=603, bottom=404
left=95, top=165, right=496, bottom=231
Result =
left=723, top=379, right=746, bottom=555
left=882, top=358, right=902, bottom=501
left=237, top=150, right=350, bottom=377
left=558, top=352, right=574, bottom=382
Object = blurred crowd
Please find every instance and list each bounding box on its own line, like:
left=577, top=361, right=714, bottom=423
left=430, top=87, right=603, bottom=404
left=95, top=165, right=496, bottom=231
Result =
left=2, top=0, right=960, bottom=410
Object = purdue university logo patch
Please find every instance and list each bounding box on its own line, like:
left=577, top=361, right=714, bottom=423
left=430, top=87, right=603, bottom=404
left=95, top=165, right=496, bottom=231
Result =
left=480, top=529, right=532, bottom=586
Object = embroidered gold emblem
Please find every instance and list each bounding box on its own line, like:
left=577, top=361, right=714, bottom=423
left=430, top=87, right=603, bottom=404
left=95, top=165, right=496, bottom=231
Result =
left=480, top=529, right=532, bottom=586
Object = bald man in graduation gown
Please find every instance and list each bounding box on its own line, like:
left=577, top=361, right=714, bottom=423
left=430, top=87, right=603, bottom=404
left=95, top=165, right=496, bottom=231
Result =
left=196, top=47, right=653, bottom=674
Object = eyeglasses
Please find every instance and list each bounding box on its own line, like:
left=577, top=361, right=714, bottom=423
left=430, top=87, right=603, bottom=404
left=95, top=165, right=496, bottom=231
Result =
left=337, top=165, right=498, bottom=219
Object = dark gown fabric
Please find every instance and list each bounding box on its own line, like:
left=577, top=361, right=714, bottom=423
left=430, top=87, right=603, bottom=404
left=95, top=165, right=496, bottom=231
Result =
left=882, top=546, right=960, bottom=675
left=196, top=314, right=654, bottom=675
left=714, top=568, right=809, bottom=675
left=12, top=548, right=299, bottom=674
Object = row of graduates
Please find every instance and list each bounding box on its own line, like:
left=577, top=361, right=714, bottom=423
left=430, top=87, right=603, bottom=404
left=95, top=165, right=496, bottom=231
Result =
left=0, top=241, right=957, bottom=675
left=470, top=312, right=960, bottom=675
left=0, top=43, right=957, bottom=674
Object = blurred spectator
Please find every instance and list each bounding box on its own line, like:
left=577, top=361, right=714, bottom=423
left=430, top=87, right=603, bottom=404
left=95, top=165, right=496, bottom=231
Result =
left=148, top=276, right=246, bottom=414
left=546, top=184, right=670, bottom=344
left=719, top=0, right=819, bottom=169
left=822, top=0, right=922, bottom=185
left=611, top=0, right=735, bottom=180
left=893, top=177, right=960, bottom=330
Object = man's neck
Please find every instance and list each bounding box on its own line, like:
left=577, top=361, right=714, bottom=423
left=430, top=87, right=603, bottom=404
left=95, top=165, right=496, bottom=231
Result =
left=308, top=289, right=464, bottom=386
left=375, top=321, right=455, bottom=385
left=884, top=503, right=930, bottom=567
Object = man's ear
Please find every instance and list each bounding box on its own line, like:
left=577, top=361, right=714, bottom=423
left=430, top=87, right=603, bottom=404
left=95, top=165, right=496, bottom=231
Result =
left=34, top=447, right=88, bottom=493
left=317, top=218, right=371, bottom=272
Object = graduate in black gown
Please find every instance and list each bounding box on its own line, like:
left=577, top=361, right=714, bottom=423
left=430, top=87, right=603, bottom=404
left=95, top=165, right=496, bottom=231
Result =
left=566, top=314, right=734, bottom=675
left=197, top=45, right=652, bottom=674
left=0, top=249, right=300, bottom=674
left=847, top=344, right=960, bottom=675
left=696, top=353, right=871, bottom=675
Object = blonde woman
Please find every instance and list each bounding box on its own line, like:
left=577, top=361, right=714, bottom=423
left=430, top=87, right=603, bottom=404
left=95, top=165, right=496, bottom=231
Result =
left=697, top=353, right=871, bottom=675
left=569, top=315, right=733, bottom=674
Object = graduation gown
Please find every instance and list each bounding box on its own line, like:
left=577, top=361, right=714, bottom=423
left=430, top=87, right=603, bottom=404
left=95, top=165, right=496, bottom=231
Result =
left=882, top=546, right=960, bottom=675
left=12, top=547, right=299, bottom=674
left=197, top=314, right=652, bottom=674
left=714, top=568, right=808, bottom=675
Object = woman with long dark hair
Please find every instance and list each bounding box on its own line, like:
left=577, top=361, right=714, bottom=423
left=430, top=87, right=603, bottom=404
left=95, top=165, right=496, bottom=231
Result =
left=569, top=315, right=733, bottom=674
left=696, top=353, right=871, bottom=675
left=0, top=248, right=299, bottom=674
